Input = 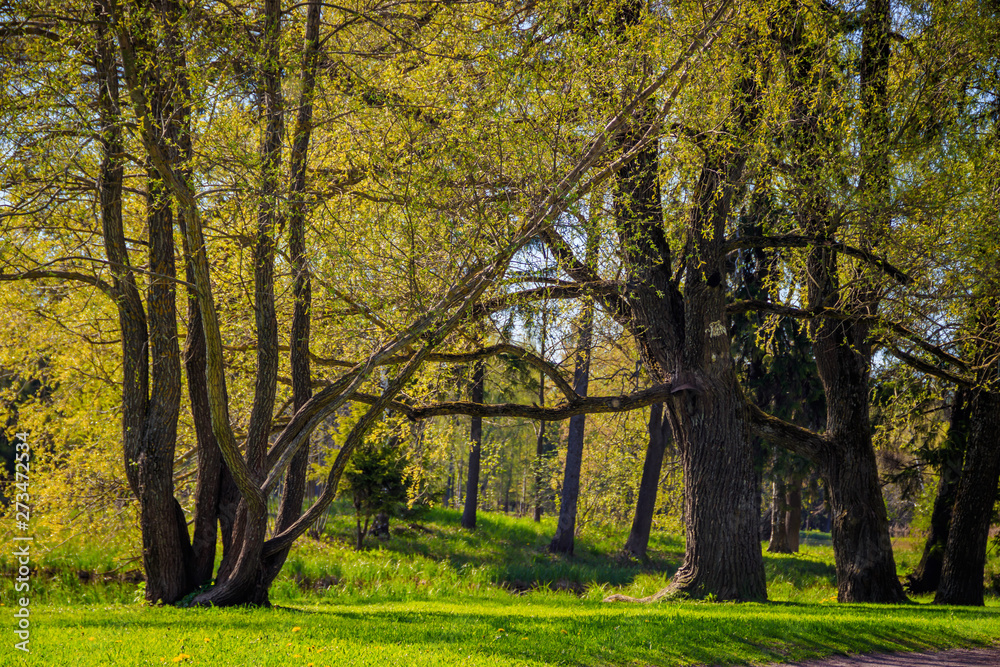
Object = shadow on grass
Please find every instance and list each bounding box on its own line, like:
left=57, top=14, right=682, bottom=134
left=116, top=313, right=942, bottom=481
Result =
left=763, top=552, right=838, bottom=588
left=314, top=506, right=684, bottom=592
left=44, top=598, right=1000, bottom=667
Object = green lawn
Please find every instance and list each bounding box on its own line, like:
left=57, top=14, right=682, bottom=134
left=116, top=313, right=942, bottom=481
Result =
left=3, top=508, right=1000, bottom=666
left=10, top=597, right=1000, bottom=666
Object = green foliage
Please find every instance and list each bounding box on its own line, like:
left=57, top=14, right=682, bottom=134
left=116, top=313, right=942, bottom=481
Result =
left=341, top=437, right=411, bottom=549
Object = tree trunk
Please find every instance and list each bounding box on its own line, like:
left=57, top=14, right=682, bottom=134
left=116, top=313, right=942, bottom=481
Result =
left=550, top=298, right=594, bottom=554
left=264, top=0, right=322, bottom=586
left=823, top=418, right=905, bottom=602
left=138, top=168, right=190, bottom=604
left=96, top=3, right=192, bottom=604
left=603, top=23, right=766, bottom=601
left=785, top=476, right=801, bottom=552
left=534, top=306, right=549, bottom=523
left=936, top=390, right=1000, bottom=605
left=186, top=296, right=228, bottom=587
left=191, top=0, right=284, bottom=607
left=774, top=0, right=905, bottom=604
left=906, top=390, right=969, bottom=593
left=462, top=361, right=485, bottom=529
left=767, top=478, right=791, bottom=553
left=622, top=403, right=669, bottom=560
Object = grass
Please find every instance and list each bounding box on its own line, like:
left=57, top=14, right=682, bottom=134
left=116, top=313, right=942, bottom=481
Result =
left=269, top=506, right=684, bottom=603
left=2, top=507, right=1000, bottom=665
left=8, top=596, right=1000, bottom=666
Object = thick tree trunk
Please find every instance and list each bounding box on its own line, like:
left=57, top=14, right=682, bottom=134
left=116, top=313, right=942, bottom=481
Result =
left=802, top=232, right=905, bottom=603
left=823, top=396, right=905, bottom=602
left=767, top=478, right=791, bottom=553
left=462, top=361, right=485, bottom=530
left=96, top=4, right=192, bottom=604
left=936, top=390, right=1000, bottom=606
left=785, top=476, right=801, bottom=552
left=264, top=0, right=322, bottom=585
left=906, top=390, right=969, bottom=594
left=550, top=300, right=594, bottom=554
left=603, top=24, right=766, bottom=601
left=806, top=259, right=905, bottom=604
left=622, top=403, right=669, bottom=560
left=186, top=297, right=228, bottom=587
left=138, top=170, right=190, bottom=604
left=193, top=0, right=283, bottom=607
left=665, top=368, right=765, bottom=601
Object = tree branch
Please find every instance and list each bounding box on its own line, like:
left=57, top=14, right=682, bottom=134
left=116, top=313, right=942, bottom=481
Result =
left=304, top=343, right=580, bottom=402
left=727, top=299, right=970, bottom=374
left=745, top=402, right=829, bottom=463
left=724, top=235, right=912, bottom=285
left=369, top=382, right=680, bottom=422
left=0, top=269, right=117, bottom=299
left=470, top=281, right=620, bottom=321
left=885, top=345, right=975, bottom=388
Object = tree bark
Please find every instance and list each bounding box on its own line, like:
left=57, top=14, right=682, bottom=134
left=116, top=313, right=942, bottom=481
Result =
left=906, top=390, right=969, bottom=594
left=264, top=0, right=322, bottom=586
left=767, top=478, right=791, bottom=553
left=96, top=1, right=192, bottom=603
left=138, top=165, right=189, bottom=604
left=549, top=298, right=594, bottom=554
left=936, top=390, right=1000, bottom=605
left=785, top=476, right=802, bottom=552
left=186, top=293, right=230, bottom=587
left=462, top=361, right=485, bottom=530
left=622, top=403, right=670, bottom=560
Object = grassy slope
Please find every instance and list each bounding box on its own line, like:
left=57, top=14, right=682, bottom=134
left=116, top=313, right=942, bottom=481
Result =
left=3, top=507, right=1000, bottom=666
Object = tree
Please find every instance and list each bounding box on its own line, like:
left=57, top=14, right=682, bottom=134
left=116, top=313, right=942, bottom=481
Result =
left=549, top=294, right=595, bottom=553
left=905, top=390, right=969, bottom=593
left=739, top=0, right=913, bottom=602
left=621, top=403, right=672, bottom=560
left=461, top=361, right=485, bottom=530
left=4, top=1, right=723, bottom=606
left=342, top=436, right=410, bottom=550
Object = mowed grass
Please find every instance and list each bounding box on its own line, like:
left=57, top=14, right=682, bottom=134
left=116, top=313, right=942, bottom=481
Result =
left=3, top=508, right=1000, bottom=665
left=9, top=597, right=1000, bottom=666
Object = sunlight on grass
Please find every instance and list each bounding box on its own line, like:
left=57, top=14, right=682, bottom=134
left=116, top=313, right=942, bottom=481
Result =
left=3, top=508, right=1000, bottom=666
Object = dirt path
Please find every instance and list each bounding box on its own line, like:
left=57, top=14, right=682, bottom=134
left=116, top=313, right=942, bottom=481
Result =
left=749, top=648, right=1000, bottom=666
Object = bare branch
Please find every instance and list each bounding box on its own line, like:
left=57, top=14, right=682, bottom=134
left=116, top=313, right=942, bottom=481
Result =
left=746, top=402, right=829, bottom=463
left=0, top=269, right=117, bottom=299
left=386, top=382, right=678, bottom=421
left=725, top=235, right=912, bottom=285
left=885, top=345, right=976, bottom=388
left=471, top=281, right=620, bottom=320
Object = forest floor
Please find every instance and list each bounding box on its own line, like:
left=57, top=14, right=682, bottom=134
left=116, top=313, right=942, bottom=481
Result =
left=2, top=506, right=999, bottom=666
